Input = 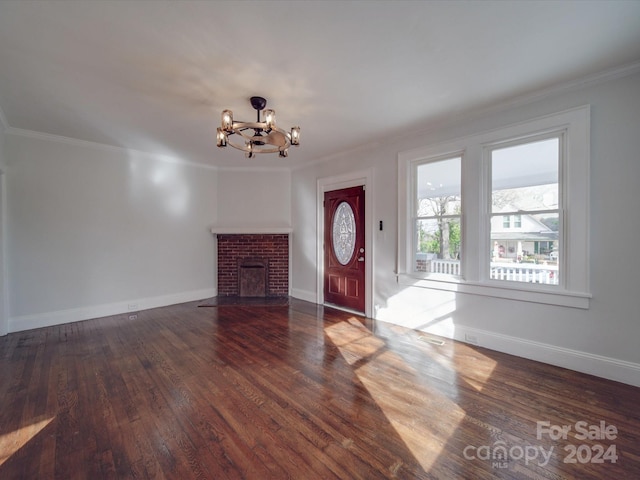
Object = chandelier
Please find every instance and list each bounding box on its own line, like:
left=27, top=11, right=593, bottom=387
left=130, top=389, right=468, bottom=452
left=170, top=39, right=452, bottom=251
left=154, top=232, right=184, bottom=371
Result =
left=216, top=96, right=300, bottom=158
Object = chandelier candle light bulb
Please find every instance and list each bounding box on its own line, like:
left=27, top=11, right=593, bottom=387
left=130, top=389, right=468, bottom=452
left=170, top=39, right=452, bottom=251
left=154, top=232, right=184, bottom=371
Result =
left=263, top=109, right=276, bottom=129
left=291, top=126, right=300, bottom=146
left=221, top=110, right=233, bottom=130
left=216, top=128, right=227, bottom=147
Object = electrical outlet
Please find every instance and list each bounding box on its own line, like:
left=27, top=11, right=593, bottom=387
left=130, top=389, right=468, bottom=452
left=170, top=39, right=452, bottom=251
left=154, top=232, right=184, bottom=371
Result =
left=465, top=333, right=478, bottom=345
left=128, top=314, right=138, bottom=320
left=127, top=303, right=138, bottom=311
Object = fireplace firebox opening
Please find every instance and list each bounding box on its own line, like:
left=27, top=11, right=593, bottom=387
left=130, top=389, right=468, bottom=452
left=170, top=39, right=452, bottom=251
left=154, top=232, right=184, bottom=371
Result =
left=239, top=258, right=268, bottom=297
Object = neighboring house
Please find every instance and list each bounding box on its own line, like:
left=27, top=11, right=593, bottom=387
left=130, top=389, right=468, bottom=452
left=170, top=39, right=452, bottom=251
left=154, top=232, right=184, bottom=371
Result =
left=490, top=209, right=558, bottom=263
left=417, top=206, right=558, bottom=275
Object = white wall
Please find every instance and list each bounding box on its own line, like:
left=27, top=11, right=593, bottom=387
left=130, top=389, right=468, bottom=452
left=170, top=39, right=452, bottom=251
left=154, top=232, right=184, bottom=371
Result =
left=5, top=134, right=218, bottom=331
left=0, top=127, right=7, bottom=336
left=291, top=70, right=640, bottom=386
left=216, top=168, right=291, bottom=228
left=0, top=127, right=5, bottom=170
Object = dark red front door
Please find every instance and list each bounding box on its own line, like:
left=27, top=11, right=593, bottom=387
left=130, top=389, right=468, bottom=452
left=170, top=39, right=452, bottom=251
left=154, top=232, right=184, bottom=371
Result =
left=324, top=186, right=365, bottom=313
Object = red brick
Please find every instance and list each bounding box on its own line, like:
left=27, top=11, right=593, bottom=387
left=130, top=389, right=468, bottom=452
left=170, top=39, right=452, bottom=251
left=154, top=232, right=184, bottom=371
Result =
left=217, top=234, right=289, bottom=295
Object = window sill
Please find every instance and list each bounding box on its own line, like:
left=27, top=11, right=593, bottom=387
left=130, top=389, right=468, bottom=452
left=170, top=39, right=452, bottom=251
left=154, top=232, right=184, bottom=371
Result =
left=396, top=274, right=591, bottom=309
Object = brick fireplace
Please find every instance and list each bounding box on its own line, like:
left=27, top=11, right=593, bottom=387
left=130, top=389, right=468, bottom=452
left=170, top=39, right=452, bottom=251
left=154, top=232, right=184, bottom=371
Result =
left=216, top=234, right=289, bottom=297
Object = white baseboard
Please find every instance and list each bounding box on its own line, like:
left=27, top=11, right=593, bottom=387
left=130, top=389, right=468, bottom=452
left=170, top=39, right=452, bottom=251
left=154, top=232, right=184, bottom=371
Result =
left=10, top=289, right=638, bottom=388
left=447, top=325, right=640, bottom=388
left=8, top=287, right=217, bottom=333
left=291, top=288, right=317, bottom=304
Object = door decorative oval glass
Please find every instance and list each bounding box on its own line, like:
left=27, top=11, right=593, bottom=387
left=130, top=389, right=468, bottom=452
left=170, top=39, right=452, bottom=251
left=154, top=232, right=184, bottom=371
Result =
left=332, top=201, right=356, bottom=265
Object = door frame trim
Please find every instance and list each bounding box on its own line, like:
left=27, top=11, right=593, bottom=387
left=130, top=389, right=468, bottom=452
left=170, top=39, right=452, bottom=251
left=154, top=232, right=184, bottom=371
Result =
left=317, top=169, right=373, bottom=317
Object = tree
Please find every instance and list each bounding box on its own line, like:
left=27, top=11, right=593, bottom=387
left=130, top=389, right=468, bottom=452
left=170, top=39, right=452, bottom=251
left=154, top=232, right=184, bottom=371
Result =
left=418, top=196, right=460, bottom=259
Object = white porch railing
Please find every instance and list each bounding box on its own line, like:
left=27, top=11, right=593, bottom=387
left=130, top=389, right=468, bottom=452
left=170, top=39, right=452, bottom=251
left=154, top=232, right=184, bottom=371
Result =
left=429, top=259, right=461, bottom=276
left=425, top=258, right=559, bottom=285
left=490, top=262, right=558, bottom=285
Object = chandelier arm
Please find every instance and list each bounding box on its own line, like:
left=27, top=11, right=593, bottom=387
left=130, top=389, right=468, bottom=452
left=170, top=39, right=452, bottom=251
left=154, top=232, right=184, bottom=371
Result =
left=225, top=125, right=292, bottom=153
left=231, top=121, right=266, bottom=131
left=230, top=123, right=291, bottom=143
left=225, top=137, right=288, bottom=154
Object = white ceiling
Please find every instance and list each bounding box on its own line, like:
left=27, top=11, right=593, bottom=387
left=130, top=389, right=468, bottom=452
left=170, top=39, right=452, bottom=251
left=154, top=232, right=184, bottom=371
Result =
left=1, top=1, right=640, bottom=169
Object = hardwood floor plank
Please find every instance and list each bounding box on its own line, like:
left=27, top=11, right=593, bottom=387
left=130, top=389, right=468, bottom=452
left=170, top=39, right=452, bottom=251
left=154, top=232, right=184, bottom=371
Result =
left=1, top=299, right=639, bottom=479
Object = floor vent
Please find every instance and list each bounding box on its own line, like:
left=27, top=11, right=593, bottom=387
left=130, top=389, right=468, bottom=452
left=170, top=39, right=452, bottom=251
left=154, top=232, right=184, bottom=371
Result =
left=417, top=335, right=445, bottom=346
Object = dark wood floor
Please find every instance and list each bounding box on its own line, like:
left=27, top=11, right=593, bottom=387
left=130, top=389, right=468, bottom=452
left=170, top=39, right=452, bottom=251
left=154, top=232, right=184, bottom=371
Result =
left=1, top=299, right=639, bottom=479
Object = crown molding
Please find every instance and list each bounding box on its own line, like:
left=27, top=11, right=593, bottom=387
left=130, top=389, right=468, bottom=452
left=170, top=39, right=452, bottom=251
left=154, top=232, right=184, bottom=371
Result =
left=291, top=139, right=382, bottom=172
left=295, top=60, right=640, bottom=171
left=482, top=59, right=640, bottom=114
left=4, top=126, right=218, bottom=171
left=2, top=60, right=639, bottom=171
left=399, top=60, right=640, bottom=145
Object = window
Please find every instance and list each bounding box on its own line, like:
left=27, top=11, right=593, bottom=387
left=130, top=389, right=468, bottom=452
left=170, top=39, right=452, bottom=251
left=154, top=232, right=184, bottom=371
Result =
left=413, top=156, right=461, bottom=276
left=490, top=137, right=560, bottom=285
left=398, top=106, right=591, bottom=308
left=514, top=215, right=522, bottom=228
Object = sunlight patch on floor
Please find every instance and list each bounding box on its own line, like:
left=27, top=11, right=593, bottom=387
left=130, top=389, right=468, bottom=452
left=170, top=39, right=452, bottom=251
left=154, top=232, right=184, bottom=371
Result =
left=0, top=416, right=55, bottom=466
left=458, top=354, right=498, bottom=392
left=325, top=318, right=466, bottom=472
left=373, top=285, right=499, bottom=393
left=324, top=319, right=386, bottom=365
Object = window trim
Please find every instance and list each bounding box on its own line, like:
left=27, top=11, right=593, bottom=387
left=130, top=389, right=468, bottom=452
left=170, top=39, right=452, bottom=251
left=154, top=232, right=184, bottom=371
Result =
left=398, top=106, right=590, bottom=309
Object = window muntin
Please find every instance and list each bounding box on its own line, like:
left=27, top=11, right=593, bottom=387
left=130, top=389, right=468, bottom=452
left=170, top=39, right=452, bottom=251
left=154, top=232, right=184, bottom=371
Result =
left=413, top=156, right=462, bottom=276
left=489, top=137, right=560, bottom=285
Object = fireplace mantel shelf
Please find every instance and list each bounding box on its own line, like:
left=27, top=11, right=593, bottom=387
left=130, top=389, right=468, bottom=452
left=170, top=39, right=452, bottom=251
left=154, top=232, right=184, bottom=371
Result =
left=210, top=226, right=293, bottom=235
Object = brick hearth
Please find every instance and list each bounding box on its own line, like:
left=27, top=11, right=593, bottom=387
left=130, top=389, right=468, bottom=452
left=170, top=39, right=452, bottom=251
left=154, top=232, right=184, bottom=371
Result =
left=217, top=234, right=289, bottom=296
